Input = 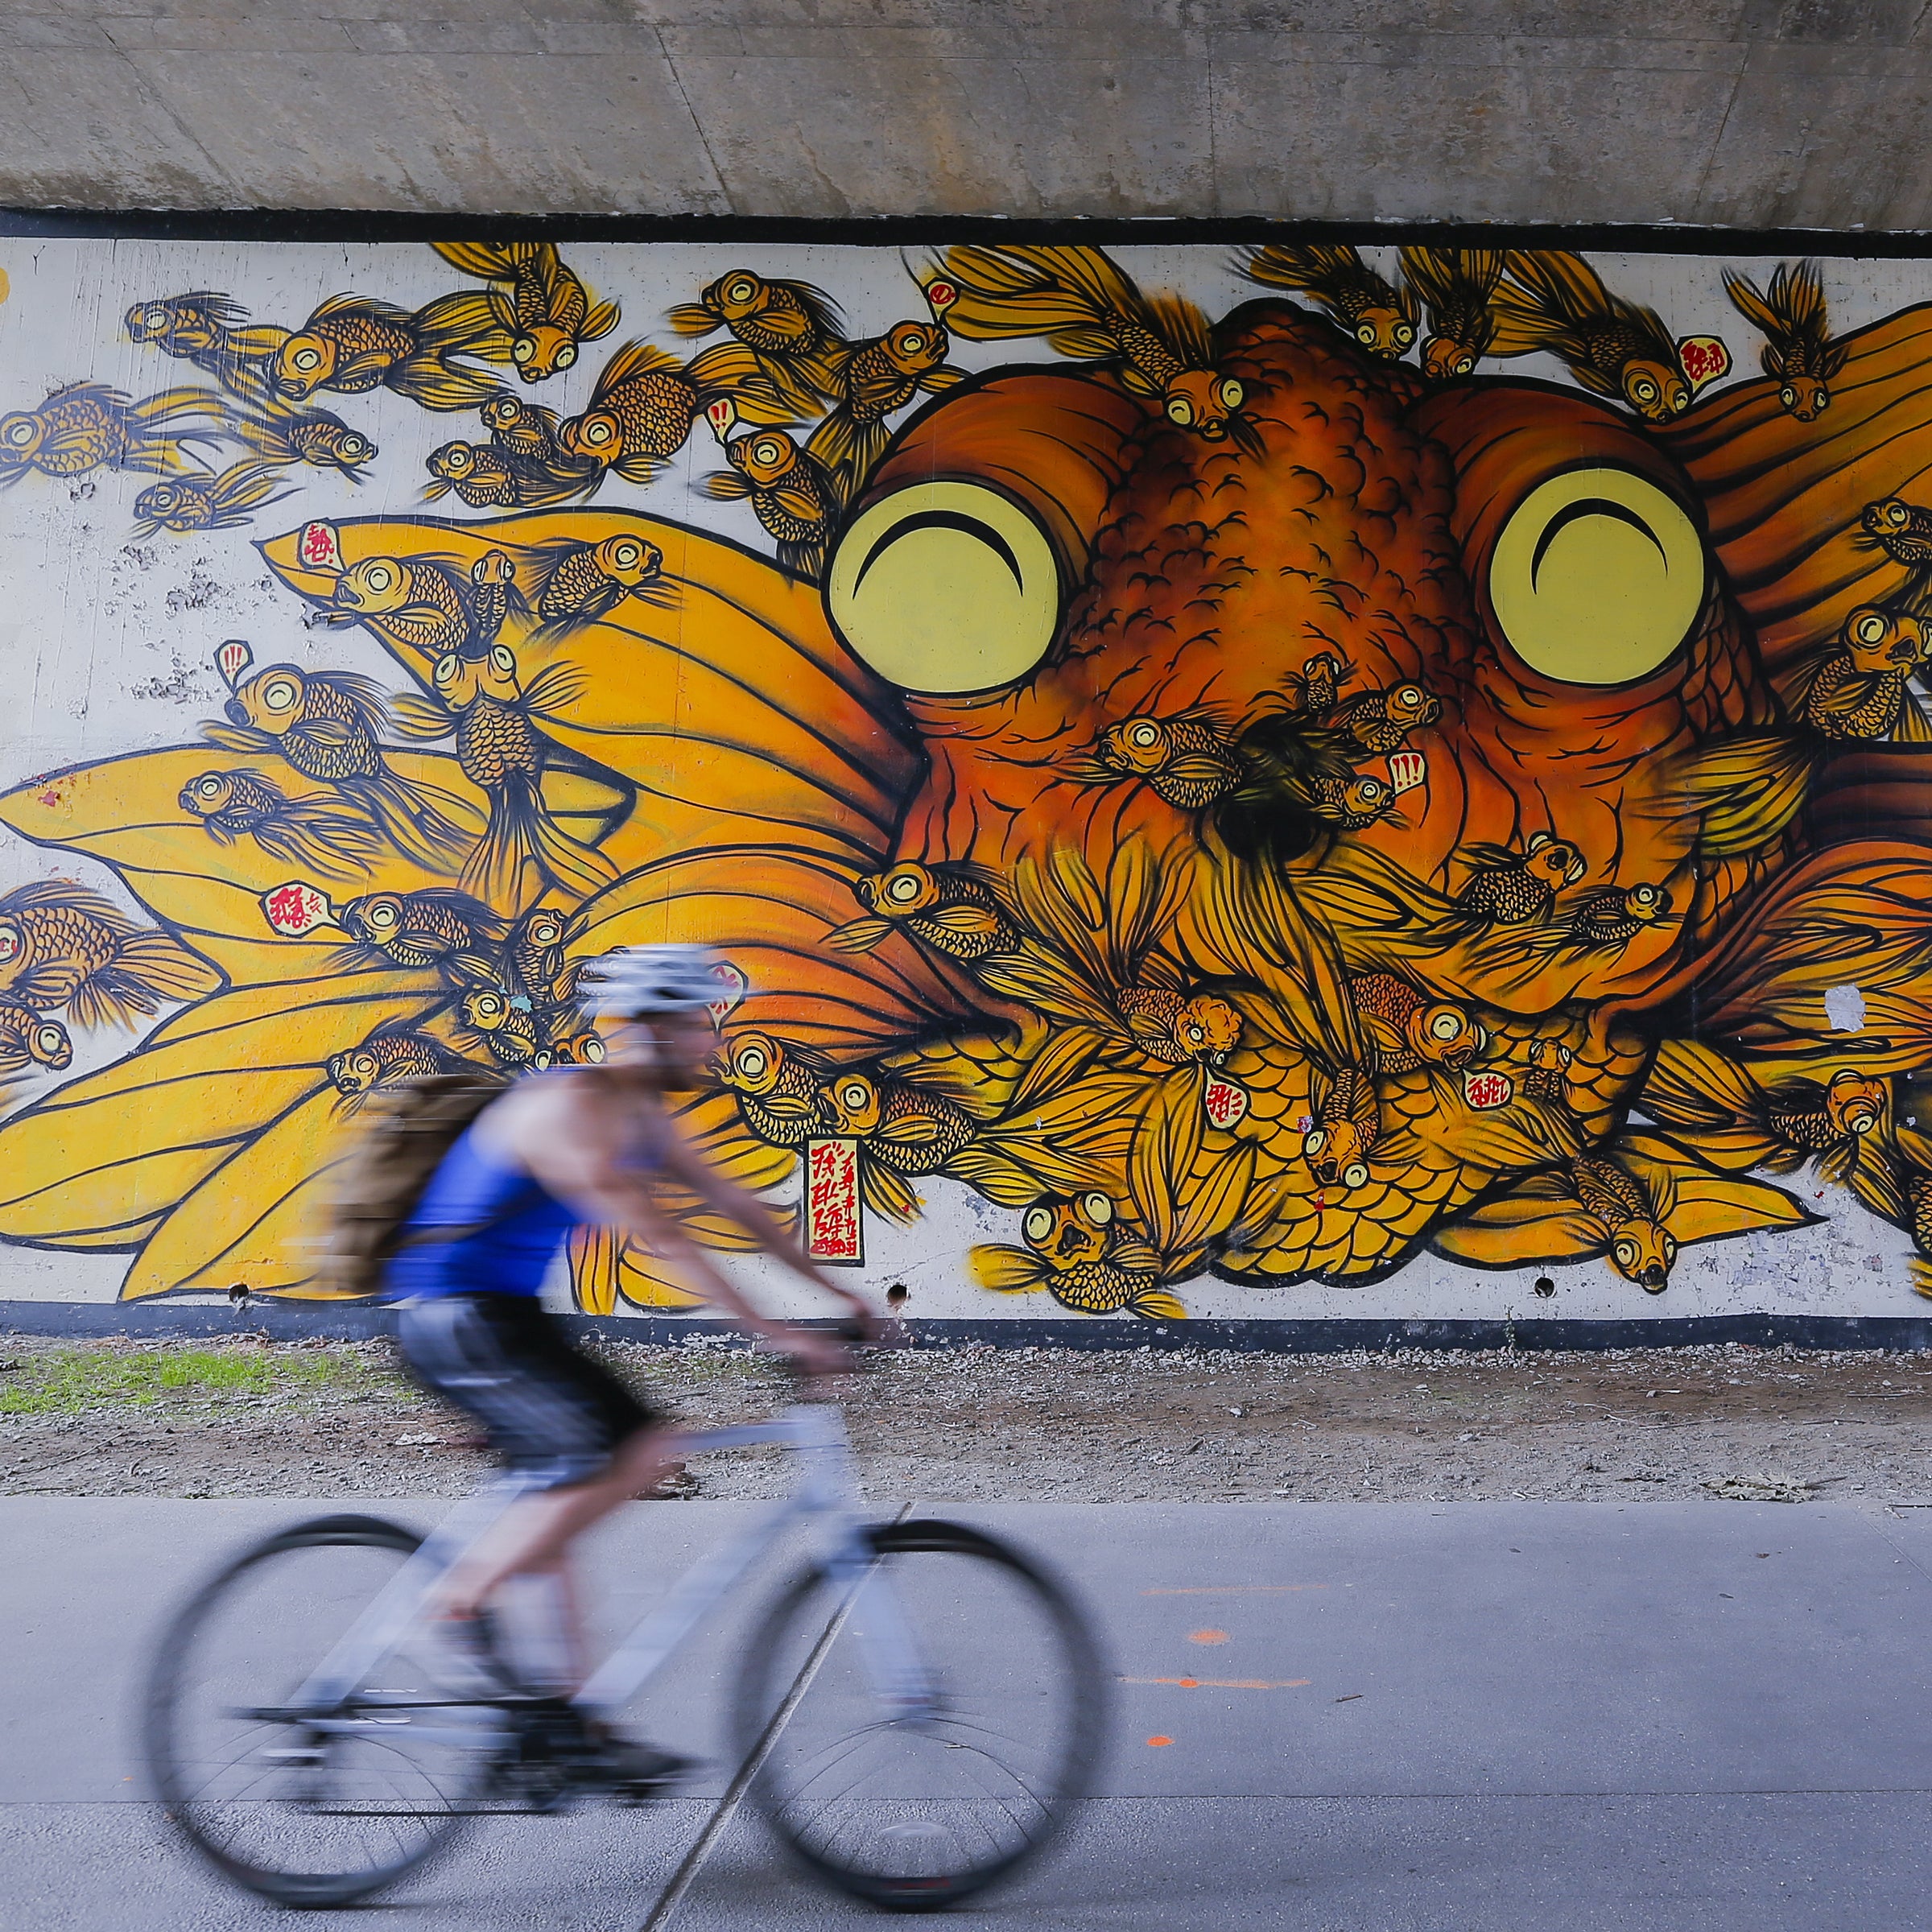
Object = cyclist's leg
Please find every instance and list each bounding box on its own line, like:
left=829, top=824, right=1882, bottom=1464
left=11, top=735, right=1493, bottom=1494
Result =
left=430, top=1422, right=683, bottom=1627
left=396, top=1294, right=675, bottom=1635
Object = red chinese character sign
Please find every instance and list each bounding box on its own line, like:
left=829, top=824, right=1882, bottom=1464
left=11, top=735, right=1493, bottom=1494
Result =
left=804, top=1138, right=863, bottom=1265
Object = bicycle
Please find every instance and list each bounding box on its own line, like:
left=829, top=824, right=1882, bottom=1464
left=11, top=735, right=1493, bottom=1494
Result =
left=142, top=1367, right=1109, bottom=1913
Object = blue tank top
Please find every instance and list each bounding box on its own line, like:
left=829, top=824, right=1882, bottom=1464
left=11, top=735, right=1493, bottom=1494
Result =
left=385, top=1121, right=576, bottom=1302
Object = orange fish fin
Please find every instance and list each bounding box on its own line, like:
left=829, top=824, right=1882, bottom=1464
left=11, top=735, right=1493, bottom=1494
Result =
left=970, top=1245, right=1050, bottom=1292
left=824, top=916, right=893, bottom=953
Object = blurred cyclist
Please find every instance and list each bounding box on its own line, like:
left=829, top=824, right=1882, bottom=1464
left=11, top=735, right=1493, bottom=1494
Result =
left=389, top=943, right=875, bottom=1789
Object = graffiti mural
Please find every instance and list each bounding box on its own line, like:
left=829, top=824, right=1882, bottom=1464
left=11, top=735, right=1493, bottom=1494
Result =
left=6, top=234, right=1932, bottom=1321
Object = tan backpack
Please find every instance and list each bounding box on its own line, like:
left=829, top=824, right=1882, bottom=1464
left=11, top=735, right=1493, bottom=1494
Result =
left=321, top=1074, right=507, bottom=1298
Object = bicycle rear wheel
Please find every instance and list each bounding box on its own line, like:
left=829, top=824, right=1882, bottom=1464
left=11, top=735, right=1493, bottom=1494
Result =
left=143, top=1513, right=495, bottom=1907
left=733, top=1518, right=1108, bottom=1910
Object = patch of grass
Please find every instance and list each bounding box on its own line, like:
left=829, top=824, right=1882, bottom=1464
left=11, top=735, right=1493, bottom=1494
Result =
left=0, top=1345, right=386, bottom=1418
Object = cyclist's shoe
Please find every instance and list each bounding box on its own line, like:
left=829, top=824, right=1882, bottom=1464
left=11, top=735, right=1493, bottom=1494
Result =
left=575, top=1734, right=696, bottom=1801
left=500, top=1699, right=694, bottom=1802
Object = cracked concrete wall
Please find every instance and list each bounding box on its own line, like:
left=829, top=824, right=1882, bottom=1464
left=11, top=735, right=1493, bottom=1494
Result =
left=4, top=2, right=1932, bottom=227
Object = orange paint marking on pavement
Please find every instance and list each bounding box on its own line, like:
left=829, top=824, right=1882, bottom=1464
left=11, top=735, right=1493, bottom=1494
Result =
left=1122, top=1677, right=1312, bottom=1690
left=1189, top=1629, right=1230, bottom=1644
left=1141, top=1585, right=1329, bottom=1596
left=1146, top=1735, right=1174, bottom=1747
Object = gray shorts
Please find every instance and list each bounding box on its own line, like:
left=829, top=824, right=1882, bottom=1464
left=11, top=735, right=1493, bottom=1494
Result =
left=395, top=1293, right=661, bottom=1491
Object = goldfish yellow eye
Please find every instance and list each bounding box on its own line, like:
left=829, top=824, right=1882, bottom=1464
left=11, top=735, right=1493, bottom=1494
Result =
left=828, top=481, right=1059, bottom=696
left=610, top=541, right=641, bottom=568
left=1080, top=1191, right=1113, bottom=1226
left=1396, top=686, right=1422, bottom=710
left=433, top=654, right=458, bottom=685
left=1024, top=1208, right=1055, bottom=1243
left=474, top=994, right=502, bottom=1017
left=1129, top=721, right=1161, bottom=749
left=1814, top=389, right=1829, bottom=411
left=886, top=873, right=922, bottom=903
left=144, top=308, right=168, bottom=328
left=1613, top=1239, right=1637, bottom=1269
left=35, top=1025, right=66, bottom=1057
left=291, top=347, right=322, bottom=374
left=896, top=331, right=927, bottom=357
left=752, top=438, right=784, bottom=466
left=366, top=902, right=397, bottom=929
left=840, top=1081, right=869, bottom=1110
left=554, top=344, right=576, bottom=369
left=725, top=279, right=756, bottom=304
left=1457, top=357, right=1475, bottom=375
left=1166, top=397, right=1195, bottom=425
left=1431, top=1011, right=1462, bottom=1041
left=342, top=435, right=372, bottom=459
left=491, top=646, right=516, bottom=675
left=1216, top=377, right=1245, bottom=411
left=261, top=678, right=299, bottom=710
left=1781, top=386, right=1796, bottom=408
left=3, top=419, right=35, bottom=446
left=511, top=337, right=535, bottom=363
left=1357, top=780, right=1387, bottom=803
left=1855, top=613, right=1889, bottom=646
left=363, top=564, right=395, bottom=592
left=196, top=777, right=224, bottom=798
left=1303, top=1128, right=1327, bottom=1154
left=735, top=1044, right=768, bottom=1078
left=1395, top=324, right=1414, bottom=345
left=1342, top=1162, right=1370, bottom=1188
left=1488, top=466, right=1706, bottom=687
left=582, top=419, right=614, bottom=447
left=1630, top=377, right=1659, bottom=404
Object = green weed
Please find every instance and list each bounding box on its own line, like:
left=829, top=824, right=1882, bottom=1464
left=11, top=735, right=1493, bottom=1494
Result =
left=0, top=1345, right=386, bottom=1418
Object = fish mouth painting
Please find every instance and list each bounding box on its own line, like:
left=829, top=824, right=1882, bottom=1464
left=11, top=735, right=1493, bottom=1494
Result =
left=7, top=233, right=1932, bottom=1323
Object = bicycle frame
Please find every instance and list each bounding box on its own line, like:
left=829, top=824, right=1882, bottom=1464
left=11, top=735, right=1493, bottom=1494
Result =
left=284, top=1400, right=939, bottom=1750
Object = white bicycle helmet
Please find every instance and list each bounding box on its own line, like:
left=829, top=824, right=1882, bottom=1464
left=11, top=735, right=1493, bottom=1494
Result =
left=576, top=943, right=735, bottom=1020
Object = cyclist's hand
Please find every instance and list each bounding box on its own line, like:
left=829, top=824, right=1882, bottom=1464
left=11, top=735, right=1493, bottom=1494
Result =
left=780, top=1329, right=855, bottom=1380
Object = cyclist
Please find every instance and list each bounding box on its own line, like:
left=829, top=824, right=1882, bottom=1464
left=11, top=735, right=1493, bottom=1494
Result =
left=389, top=942, right=875, bottom=1790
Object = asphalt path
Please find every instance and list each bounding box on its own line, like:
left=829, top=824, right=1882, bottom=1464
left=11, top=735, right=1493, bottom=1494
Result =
left=4, top=1495, right=1930, bottom=1929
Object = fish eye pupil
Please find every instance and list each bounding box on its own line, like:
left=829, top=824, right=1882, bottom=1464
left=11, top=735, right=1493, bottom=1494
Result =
left=1024, top=1209, right=1053, bottom=1241
left=1130, top=723, right=1159, bottom=747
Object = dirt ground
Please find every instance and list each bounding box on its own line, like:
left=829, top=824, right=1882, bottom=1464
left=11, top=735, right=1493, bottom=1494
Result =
left=3, top=1331, right=1931, bottom=1505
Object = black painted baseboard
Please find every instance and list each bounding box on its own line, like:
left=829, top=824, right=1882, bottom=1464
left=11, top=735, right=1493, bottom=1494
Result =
left=2, top=1298, right=1930, bottom=1353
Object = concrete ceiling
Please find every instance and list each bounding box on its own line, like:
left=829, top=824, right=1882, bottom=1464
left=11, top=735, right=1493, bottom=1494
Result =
left=5, top=2, right=1932, bottom=229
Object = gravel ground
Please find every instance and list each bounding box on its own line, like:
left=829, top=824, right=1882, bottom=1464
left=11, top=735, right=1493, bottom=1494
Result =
left=3, top=1333, right=1931, bottom=1505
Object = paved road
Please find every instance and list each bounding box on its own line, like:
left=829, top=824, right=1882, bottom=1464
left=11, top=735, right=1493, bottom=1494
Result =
left=5, top=1496, right=1930, bottom=1929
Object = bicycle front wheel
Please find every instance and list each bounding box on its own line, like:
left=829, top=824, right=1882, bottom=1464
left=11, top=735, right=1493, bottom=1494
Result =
left=143, top=1513, right=493, bottom=1908
left=733, top=1518, right=1108, bottom=1910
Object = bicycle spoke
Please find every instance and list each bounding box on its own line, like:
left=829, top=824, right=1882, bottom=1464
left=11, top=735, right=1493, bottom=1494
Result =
left=735, top=1521, right=1105, bottom=1907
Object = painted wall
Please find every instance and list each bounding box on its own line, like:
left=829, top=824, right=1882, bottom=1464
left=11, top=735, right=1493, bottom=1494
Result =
left=2, top=234, right=1930, bottom=1331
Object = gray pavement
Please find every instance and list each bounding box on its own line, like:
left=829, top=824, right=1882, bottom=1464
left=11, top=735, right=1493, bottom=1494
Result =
left=4, top=1496, right=1931, bottom=1929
